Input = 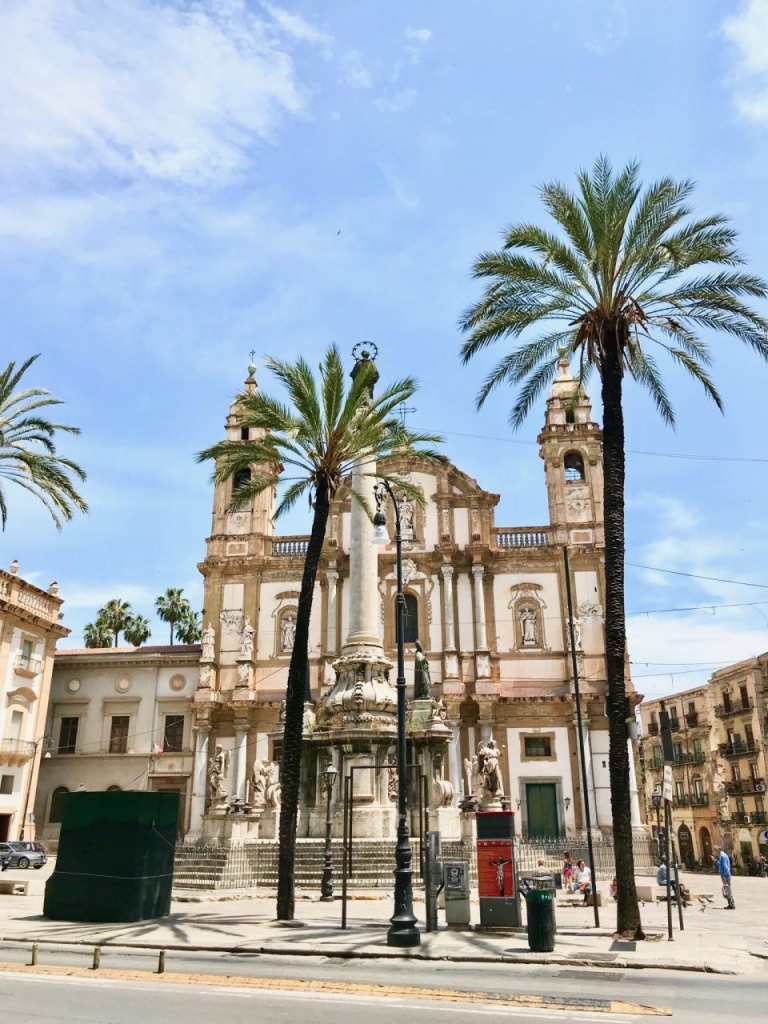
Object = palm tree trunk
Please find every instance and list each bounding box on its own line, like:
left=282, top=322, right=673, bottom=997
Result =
left=601, top=335, right=644, bottom=939
left=276, top=481, right=330, bottom=921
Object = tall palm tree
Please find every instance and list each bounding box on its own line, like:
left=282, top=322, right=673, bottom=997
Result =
left=83, top=617, right=113, bottom=649
left=198, top=345, right=444, bottom=921
left=459, top=157, right=768, bottom=938
left=155, top=588, right=190, bottom=645
left=0, top=354, right=87, bottom=530
left=175, top=608, right=201, bottom=644
left=100, top=598, right=134, bottom=647
left=124, top=614, right=152, bottom=646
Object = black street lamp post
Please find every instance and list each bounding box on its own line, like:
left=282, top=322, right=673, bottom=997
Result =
left=651, top=791, right=664, bottom=866
left=373, top=480, right=420, bottom=948
left=320, top=761, right=338, bottom=901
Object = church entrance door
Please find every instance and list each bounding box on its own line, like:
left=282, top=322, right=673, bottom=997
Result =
left=525, top=782, right=558, bottom=839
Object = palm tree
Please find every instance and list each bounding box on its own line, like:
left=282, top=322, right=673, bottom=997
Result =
left=83, top=617, right=113, bottom=648
left=459, top=157, right=768, bottom=938
left=197, top=345, right=444, bottom=920
left=155, top=588, right=190, bottom=645
left=124, top=614, right=152, bottom=646
left=100, top=598, right=134, bottom=647
left=0, top=354, right=88, bottom=530
left=175, top=608, right=201, bottom=644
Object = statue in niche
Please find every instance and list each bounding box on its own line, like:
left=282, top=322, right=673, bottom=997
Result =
left=201, top=622, right=216, bottom=662
left=208, top=744, right=230, bottom=805
left=413, top=639, right=431, bottom=699
left=477, top=738, right=504, bottom=798
left=240, top=617, right=255, bottom=659
left=519, top=606, right=538, bottom=646
left=397, top=493, right=416, bottom=537
left=280, top=609, right=297, bottom=652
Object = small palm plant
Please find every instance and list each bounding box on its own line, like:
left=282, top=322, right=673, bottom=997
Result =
left=0, top=355, right=87, bottom=529
left=198, top=345, right=444, bottom=920
left=459, top=156, right=768, bottom=938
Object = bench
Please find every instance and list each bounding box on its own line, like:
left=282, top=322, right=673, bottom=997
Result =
left=0, top=879, right=28, bottom=896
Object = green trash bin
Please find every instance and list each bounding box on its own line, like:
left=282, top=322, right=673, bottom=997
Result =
left=523, top=884, right=556, bottom=952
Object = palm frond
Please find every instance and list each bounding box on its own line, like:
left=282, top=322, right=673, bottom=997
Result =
left=625, top=348, right=675, bottom=425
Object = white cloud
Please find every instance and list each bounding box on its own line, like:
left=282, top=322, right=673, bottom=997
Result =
left=0, top=0, right=306, bottom=187
left=265, top=3, right=334, bottom=52
left=375, top=88, right=417, bottom=114
left=340, top=50, right=373, bottom=89
left=405, top=28, right=432, bottom=43
left=723, top=0, right=768, bottom=124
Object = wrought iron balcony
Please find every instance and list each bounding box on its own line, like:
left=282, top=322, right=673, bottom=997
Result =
left=719, top=740, right=760, bottom=759
left=714, top=699, right=753, bottom=719
left=731, top=811, right=767, bottom=826
left=689, top=793, right=710, bottom=806
left=0, top=738, right=36, bottom=766
left=672, top=794, right=690, bottom=807
left=685, top=712, right=699, bottom=728
left=647, top=722, right=659, bottom=736
left=669, top=717, right=682, bottom=733
left=724, top=778, right=766, bottom=796
left=14, top=653, right=42, bottom=676
left=673, top=751, right=706, bottom=766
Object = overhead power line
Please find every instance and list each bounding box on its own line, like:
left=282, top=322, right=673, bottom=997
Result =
left=627, top=563, right=768, bottom=590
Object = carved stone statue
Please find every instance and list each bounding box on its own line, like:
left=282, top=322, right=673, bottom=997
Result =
left=428, top=697, right=447, bottom=721
left=201, top=622, right=216, bottom=662
left=477, top=737, right=504, bottom=798
left=431, top=751, right=454, bottom=807
left=208, top=744, right=230, bottom=805
left=397, top=494, right=415, bottom=537
left=280, top=610, right=297, bottom=652
left=264, top=762, right=281, bottom=807
left=240, top=616, right=255, bottom=659
left=413, top=639, right=431, bottom=700
left=464, top=755, right=483, bottom=803
left=519, top=606, right=538, bottom=645
left=251, top=759, right=269, bottom=807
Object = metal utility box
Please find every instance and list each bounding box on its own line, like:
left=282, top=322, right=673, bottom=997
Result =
left=44, top=791, right=177, bottom=923
left=442, top=859, right=471, bottom=927
left=476, top=810, right=522, bottom=928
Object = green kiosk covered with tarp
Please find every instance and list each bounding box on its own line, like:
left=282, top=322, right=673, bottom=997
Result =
left=44, top=790, right=177, bottom=922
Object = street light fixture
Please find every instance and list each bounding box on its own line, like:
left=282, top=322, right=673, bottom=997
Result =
left=320, top=761, right=338, bottom=901
left=372, top=479, right=420, bottom=948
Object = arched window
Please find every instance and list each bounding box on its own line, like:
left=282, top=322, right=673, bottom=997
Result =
left=564, top=451, right=585, bottom=482
left=106, top=785, right=122, bottom=792
left=396, top=594, right=419, bottom=644
left=49, top=786, right=69, bottom=823
left=565, top=408, right=575, bottom=424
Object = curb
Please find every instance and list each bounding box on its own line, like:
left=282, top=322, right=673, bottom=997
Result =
left=0, top=935, right=734, bottom=974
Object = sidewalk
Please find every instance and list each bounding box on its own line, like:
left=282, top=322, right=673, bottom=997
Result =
left=1, top=866, right=767, bottom=975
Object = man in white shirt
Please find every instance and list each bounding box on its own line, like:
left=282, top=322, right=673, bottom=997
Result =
left=571, top=859, right=592, bottom=903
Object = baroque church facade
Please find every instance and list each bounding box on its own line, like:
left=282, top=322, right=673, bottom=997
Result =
left=187, top=353, right=642, bottom=840
left=34, top=354, right=643, bottom=844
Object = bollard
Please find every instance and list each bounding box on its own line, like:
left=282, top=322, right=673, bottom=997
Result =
left=92, top=947, right=101, bottom=970
left=30, top=943, right=38, bottom=966
left=157, top=950, right=165, bottom=974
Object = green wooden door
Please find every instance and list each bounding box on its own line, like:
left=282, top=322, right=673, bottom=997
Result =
left=525, top=783, right=559, bottom=839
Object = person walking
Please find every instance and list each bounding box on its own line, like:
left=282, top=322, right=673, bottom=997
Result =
left=714, top=846, right=735, bottom=909
left=562, top=852, right=573, bottom=889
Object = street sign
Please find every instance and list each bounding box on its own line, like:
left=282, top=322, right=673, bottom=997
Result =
left=662, top=765, right=673, bottom=802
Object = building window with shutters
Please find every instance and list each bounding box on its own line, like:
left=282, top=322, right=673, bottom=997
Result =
left=163, top=714, right=185, bottom=753
left=58, top=717, right=79, bottom=754
left=109, top=715, right=130, bottom=754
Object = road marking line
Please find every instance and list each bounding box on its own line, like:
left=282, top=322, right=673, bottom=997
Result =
left=0, top=961, right=670, bottom=1015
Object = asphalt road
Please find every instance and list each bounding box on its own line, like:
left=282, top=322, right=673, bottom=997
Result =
left=0, top=945, right=764, bottom=1023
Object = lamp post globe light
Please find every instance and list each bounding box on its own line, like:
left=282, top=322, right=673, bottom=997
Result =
left=320, top=761, right=338, bottom=901
left=372, top=480, right=420, bottom=948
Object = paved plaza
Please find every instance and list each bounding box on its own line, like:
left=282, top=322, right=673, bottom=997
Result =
left=0, top=864, right=767, bottom=975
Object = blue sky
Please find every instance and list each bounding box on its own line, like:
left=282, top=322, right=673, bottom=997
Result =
left=2, top=0, right=768, bottom=698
